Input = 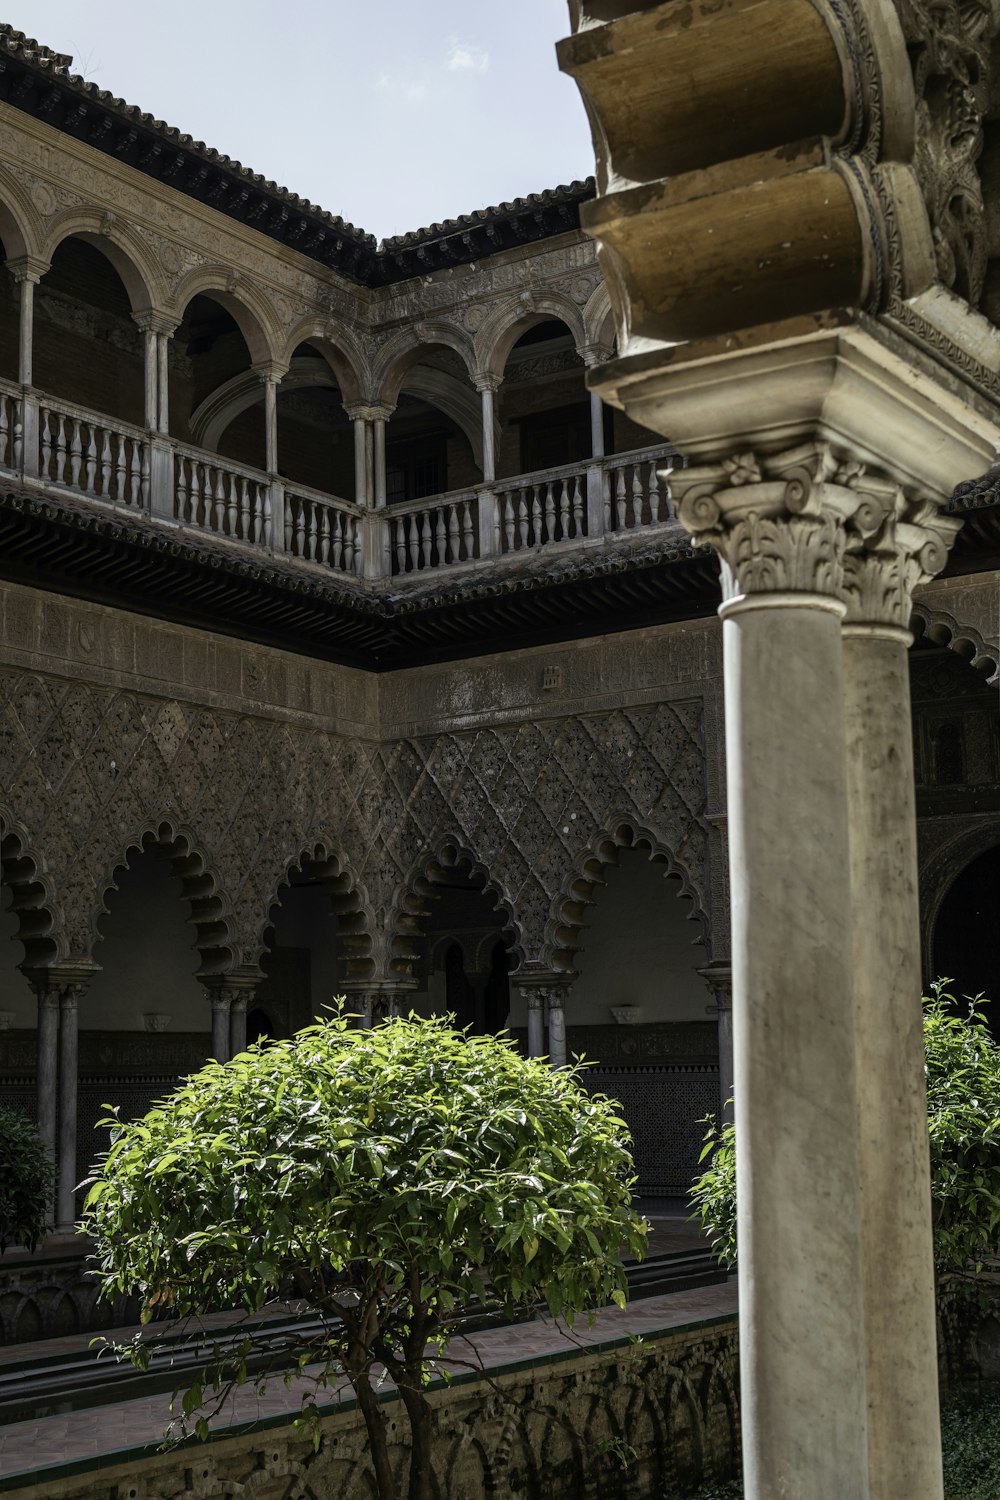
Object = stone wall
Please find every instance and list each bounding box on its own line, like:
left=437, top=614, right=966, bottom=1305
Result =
left=18, top=1315, right=740, bottom=1500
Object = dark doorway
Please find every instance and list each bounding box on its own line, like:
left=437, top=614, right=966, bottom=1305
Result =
left=932, top=843, right=1000, bottom=1032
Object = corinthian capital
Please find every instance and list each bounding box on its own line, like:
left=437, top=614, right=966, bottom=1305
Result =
left=841, top=489, right=962, bottom=631
left=674, top=444, right=864, bottom=603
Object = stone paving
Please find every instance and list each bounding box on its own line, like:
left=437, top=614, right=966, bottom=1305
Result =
left=0, top=1213, right=733, bottom=1489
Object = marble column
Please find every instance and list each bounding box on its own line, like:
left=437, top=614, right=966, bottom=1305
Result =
left=263, top=374, right=278, bottom=475
left=157, top=328, right=172, bottom=435
left=840, top=500, right=958, bottom=1500
left=12, top=267, right=38, bottom=388
left=372, top=406, right=393, bottom=509
left=139, top=321, right=157, bottom=431
left=56, top=984, right=83, bottom=1230
left=541, top=986, right=568, bottom=1068
left=348, top=409, right=369, bottom=507
left=698, top=963, right=733, bottom=1124
left=677, top=453, right=869, bottom=1500
left=475, top=374, right=501, bottom=484
left=229, top=989, right=250, bottom=1057
left=32, top=979, right=59, bottom=1162
left=207, top=983, right=231, bottom=1064
left=526, top=990, right=545, bottom=1058
left=27, top=969, right=93, bottom=1231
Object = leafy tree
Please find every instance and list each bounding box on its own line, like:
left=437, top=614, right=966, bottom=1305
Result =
left=691, top=986, right=1000, bottom=1278
left=83, top=1010, right=647, bottom=1500
left=0, top=1105, right=54, bottom=1253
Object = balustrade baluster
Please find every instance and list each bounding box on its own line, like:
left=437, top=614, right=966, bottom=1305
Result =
left=572, top=475, right=584, bottom=536
left=631, top=466, right=644, bottom=526
left=128, top=438, right=140, bottom=506
left=176, top=457, right=187, bottom=521
left=557, top=480, right=571, bottom=539
left=531, top=488, right=543, bottom=546
left=212, top=469, right=224, bottom=531
left=615, top=468, right=627, bottom=530
left=0, top=398, right=8, bottom=468
left=345, top=518, right=358, bottom=574
left=54, top=413, right=68, bottom=486
left=462, top=499, right=474, bottom=559
left=223, top=474, right=237, bottom=535
left=83, top=425, right=96, bottom=494
left=12, top=404, right=22, bottom=471
left=98, top=429, right=112, bottom=499
left=319, top=507, right=331, bottom=565
left=544, top=481, right=556, bottom=541
left=648, top=463, right=661, bottom=523
left=307, top=500, right=319, bottom=560
left=503, top=493, right=515, bottom=552
left=394, top=518, right=406, bottom=573
left=420, top=512, right=432, bottom=569
left=39, top=409, right=51, bottom=480
left=240, top=479, right=253, bottom=542
left=114, top=433, right=126, bottom=502
left=139, top=443, right=150, bottom=509
left=518, top=489, right=529, bottom=549
left=435, top=508, right=447, bottom=565
left=407, top=516, right=420, bottom=572
left=189, top=463, right=203, bottom=526
left=332, top=512, right=344, bottom=570
left=447, top=504, right=459, bottom=563
left=263, top=486, right=274, bottom=548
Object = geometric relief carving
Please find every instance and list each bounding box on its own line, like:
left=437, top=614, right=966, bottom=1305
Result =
left=0, top=665, right=710, bottom=985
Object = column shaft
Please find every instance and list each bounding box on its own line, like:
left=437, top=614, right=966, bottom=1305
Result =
left=353, top=418, right=367, bottom=506
left=546, top=993, right=567, bottom=1069
left=211, top=991, right=231, bottom=1064
left=35, top=986, right=59, bottom=1156
left=844, top=625, right=943, bottom=1500
left=157, top=332, right=170, bottom=434
left=526, top=993, right=545, bottom=1058
left=57, top=987, right=79, bottom=1230
left=143, top=328, right=157, bottom=430
left=264, top=377, right=278, bottom=474
left=229, top=991, right=249, bottom=1057
left=590, top=390, right=605, bottom=460
left=373, top=416, right=387, bottom=507
left=481, top=386, right=496, bottom=484
left=18, top=276, right=34, bottom=388
left=723, top=595, right=868, bottom=1500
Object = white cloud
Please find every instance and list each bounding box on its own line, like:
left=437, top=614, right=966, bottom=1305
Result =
left=446, top=39, right=489, bottom=73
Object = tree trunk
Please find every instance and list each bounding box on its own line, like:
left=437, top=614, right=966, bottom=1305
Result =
left=399, top=1382, right=436, bottom=1500
left=349, top=1367, right=398, bottom=1500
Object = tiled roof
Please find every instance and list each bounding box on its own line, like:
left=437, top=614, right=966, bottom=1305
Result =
left=0, top=25, right=593, bottom=285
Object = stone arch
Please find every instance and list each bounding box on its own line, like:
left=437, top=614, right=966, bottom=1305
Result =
left=0, top=809, right=60, bottom=969
left=257, top=839, right=372, bottom=982
left=41, top=208, right=167, bottom=314
left=919, top=818, right=1000, bottom=976
left=583, top=280, right=616, bottom=352
left=372, top=320, right=477, bottom=407
left=93, top=819, right=231, bottom=976
left=170, top=266, right=281, bottom=367
left=388, top=838, right=524, bottom=985
left=0, top=167, right=43, bottom=261
left=474, top=291, right=589, bottom=380
left=279, top=318, right=368, bottom=404
left=546, top=818, right=709, bottom=977
left=911, top=600, right=999, bottom=686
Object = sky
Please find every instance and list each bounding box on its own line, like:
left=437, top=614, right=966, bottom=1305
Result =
left=4, top=1, right=594, bottom=240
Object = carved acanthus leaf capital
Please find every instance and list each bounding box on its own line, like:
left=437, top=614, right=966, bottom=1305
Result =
left=842, top=492, right=962, bottom=628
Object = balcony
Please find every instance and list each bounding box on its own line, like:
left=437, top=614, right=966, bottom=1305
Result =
left=0, top=379, right=683, bottom=591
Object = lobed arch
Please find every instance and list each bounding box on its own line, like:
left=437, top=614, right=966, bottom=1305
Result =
left=473, top=290, right=589, bottom=381
left=278, top=318, right=369, bottom=405
left=910, top=600, right=1000, bottom=686
left=371, top=320, right=477, bottom=407
left=546, top=819, right=709, bottom=978
left=93, top=819, right=232, bottom=977
left=169, top=265, right=282, bottom=367
left=258, top=840, right=372, bottom=983
left=388, top=839, right=524, bottom=985
left=41, top=208, right=169, bottom=315
left=0, top=168, right=44, bottom=261
left=0, top=808, right=60, bottom=971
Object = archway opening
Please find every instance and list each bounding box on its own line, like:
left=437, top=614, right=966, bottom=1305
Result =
left=275, top=343, right=355, bottom=497
left=388, top=344, right=479, bottom=500
left=175, top=293, right=258, bottom=463
left=408, top=864, right=513, bottom=1034
left=567, top=843, right=712, bottom=1200
left=0, top=231, right=19, bottom=385
left=932, top=844, right=1000, bottom=1030
left=499, top=319, right=590, bottom=478
left=258, top=857, right=350, bottom=1040
left=34, top=237, right=144, bottom=427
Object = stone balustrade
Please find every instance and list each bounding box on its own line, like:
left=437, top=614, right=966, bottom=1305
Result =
left=0, top=377, right=680, bottom=584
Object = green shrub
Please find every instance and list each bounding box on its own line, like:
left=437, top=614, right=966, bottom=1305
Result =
left=0, top=1105, right=53, bottom=1252
left=691, top=985, right=1000, bottom=1278
left=940, top=1384, right=1000, bottom=1499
